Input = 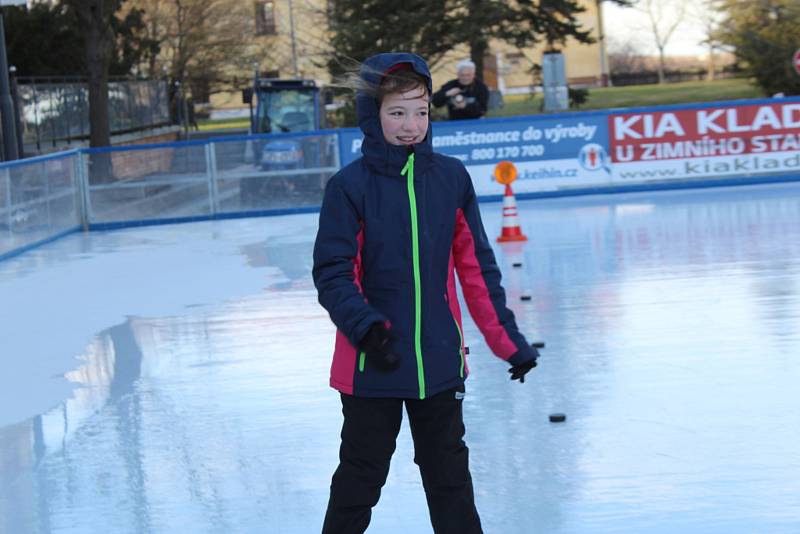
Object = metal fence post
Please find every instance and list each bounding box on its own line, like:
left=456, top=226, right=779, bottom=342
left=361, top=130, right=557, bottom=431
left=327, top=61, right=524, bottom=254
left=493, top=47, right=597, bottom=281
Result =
left=127, top=82, right=135, bottom=130
left=43, top=160, right=52, bottom=228
left=78, top=85, right=87, bottom=138
left=205, top=142, right=219, bottom=215
left=332, top=132, right=341, bottom=171
left=48, top=83, right=57, bottom=147
left=74, top=150, right=91, bottom=230
left=3, top=167, right=12, bottom=234
left=32, top=84, right=41, bottom=152
left=62, top=84, right=71, bottom=144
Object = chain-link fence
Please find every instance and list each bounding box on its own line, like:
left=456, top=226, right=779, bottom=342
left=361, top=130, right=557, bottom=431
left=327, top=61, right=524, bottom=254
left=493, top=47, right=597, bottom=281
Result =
left=15, top=78, right=170, bottom=155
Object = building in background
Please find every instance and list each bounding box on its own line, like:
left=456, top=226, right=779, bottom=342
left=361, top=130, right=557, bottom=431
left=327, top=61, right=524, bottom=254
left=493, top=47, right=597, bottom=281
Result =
left=210, top=0, right=608, bottom=111
left=432, top=1, right=608, bottom=94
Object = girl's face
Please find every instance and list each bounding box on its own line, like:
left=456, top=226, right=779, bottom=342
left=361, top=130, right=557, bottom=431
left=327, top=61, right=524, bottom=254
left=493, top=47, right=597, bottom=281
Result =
left=379, top=87, right=429, bottom=146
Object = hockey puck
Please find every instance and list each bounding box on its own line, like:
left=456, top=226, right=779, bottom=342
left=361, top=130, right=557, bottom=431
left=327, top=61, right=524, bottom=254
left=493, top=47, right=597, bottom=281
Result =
left=531, top=341, right=545, bottom=349
left=549, top=413, right=566, bottom=423
left=520, top=295, right=532, bottom=301
left=512, top=262, right=523, bottom=268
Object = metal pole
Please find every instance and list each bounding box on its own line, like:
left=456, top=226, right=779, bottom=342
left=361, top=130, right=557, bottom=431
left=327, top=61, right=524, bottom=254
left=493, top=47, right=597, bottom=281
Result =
left=331, top=133, right=341, bottom=171
left=78, top=82, right=87, bottom=138
left=32, top=83, right=41, bottom=152
left=288, top=0, right=299, bottom=77
left=596, top=0, right=611, bottom=87
left=0, top=13, right=19, bottom=160
left=44, top=159, right=52, bottom=228
left=177, top=81, right=188, bottom=139
left=62, top=82, right=72, bottom=145
left=126, top=80, right=135, bottom=130
left=75, top=150, right=91, bottom=229
left=48, top=80, right=56, bottom=148
left=147, top=80, right=155, bottom=128
left=205, top=142, right=219, bottom=215
left=3, top=167, right=12, bottom=233
left=9, top=65, right=23, bottom=158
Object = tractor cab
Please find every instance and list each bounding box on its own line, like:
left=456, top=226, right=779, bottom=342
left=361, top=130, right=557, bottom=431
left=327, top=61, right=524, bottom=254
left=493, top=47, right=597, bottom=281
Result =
left=240, top=78, right=332, bottom=207
left=252, top=78, right=320, bottom=135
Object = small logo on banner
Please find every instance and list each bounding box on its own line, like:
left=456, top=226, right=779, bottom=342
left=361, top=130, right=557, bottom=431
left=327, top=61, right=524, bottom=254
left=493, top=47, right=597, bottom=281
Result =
left=455, top=391, right=465, bottom=400
left=578, top=143, right=611, bottom=174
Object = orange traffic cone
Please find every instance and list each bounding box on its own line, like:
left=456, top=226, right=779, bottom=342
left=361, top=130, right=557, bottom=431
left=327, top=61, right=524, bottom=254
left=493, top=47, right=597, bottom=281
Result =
left=497, top=183, right=527, bottom=242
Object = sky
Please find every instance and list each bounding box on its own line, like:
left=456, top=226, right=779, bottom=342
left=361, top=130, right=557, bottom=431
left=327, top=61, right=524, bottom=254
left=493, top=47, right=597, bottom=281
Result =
left=603, top=1, right=711, bottom=58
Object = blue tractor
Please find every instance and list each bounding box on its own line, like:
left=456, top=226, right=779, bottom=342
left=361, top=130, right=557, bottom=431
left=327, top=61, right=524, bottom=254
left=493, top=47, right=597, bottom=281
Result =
left=240, top=78, right=331, bottom=206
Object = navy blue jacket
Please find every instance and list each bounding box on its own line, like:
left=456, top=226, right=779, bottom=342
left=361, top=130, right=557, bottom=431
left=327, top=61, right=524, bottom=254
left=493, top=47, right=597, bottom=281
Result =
left=313, top=53, right=537, bottom=399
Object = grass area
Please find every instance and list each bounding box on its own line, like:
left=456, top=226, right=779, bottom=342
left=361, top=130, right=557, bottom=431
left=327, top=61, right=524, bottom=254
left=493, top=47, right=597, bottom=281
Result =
left=197, top=116, right=250, bottom=131
left=487, top=77, right=764, bottom=118
left=198, top=78, right=765, bottom=129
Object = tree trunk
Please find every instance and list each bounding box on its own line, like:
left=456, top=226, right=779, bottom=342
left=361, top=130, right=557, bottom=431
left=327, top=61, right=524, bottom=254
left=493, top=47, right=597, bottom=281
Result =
left=469, top=38, right=488, bottom=82
left=71, top=0, right=119, bottom=183
left=657, top=47, right=666, bottom=84
left=86, top=22, right=112, bottom=150
left=707, top=44, right=716, bottom=81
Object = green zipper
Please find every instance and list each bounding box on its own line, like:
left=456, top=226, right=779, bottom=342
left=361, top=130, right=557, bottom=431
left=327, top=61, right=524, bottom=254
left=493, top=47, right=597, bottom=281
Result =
left=402, top=152, right=425, bottom=399
left=358, top=351, right=365, bottom=372
left=453, top=316, right=465, bottom=378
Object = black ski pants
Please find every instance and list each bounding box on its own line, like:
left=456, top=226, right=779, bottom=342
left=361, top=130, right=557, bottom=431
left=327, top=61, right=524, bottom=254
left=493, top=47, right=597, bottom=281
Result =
left=322, top=385, right=483, bottom=534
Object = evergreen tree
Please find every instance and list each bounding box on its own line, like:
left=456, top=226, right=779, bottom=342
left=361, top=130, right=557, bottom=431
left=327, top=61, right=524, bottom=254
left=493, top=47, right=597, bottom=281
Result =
left=327, top=0, right=632, bottom=82
left=462, top=0, right=596, bottom=78
left=4, top=2, right=155, bottom=77
left=716, top=0, right=800, bottom=96
left=3, top=3, right=84, bottom=76
left=326, top=0, right=462, bottom=75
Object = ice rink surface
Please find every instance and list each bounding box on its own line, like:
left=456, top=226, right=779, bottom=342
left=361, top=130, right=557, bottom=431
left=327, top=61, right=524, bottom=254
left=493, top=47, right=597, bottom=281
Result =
left=1, top=182, right=799, bottom=534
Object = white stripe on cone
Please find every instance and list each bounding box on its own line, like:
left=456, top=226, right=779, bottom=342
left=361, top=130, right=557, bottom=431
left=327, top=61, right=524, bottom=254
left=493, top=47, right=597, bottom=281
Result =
left=497, top=184, right=527, bottom=242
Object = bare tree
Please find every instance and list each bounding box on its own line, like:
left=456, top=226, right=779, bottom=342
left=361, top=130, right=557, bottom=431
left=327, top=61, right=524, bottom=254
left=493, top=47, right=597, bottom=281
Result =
left=607, top=36, right=648, bottom=74
left=126, top=0, right=168, bottom=77
left=63, top=0, right=122, bottom=181
left=65, top=0, right=120, bottom=149
left=637, top=0, right=688, bottom=83
left=286, top=0, right=342, bottom=74
left=695, top=0, right=725, bottom=80
left=129, top=0, right=268, bottom=95
left=595, top=0, right=635, bottom=86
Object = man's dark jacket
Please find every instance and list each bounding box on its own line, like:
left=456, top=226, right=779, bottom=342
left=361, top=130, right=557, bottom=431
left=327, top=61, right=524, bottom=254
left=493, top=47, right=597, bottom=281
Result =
left=432, top=78, right=489, bottom=120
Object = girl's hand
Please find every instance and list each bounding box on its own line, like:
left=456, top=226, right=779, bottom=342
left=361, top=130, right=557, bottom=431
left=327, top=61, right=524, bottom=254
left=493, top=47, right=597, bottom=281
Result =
left=359, top=323, right=401, bottom=372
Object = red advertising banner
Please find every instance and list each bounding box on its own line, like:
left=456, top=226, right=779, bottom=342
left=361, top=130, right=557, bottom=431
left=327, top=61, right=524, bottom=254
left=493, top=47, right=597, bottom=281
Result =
left=609, top=102, right=800, bottom=181
left=610, top=102, right=800, bottom=162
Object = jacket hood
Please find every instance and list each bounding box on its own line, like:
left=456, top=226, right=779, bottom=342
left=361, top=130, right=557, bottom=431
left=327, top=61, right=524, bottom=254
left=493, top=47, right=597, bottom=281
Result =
left=357, top=53, right=434, bottom=176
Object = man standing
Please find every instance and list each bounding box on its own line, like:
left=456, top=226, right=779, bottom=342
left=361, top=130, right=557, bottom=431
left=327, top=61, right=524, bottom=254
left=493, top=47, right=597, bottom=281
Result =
left=432, top=60, right=490, bottom=121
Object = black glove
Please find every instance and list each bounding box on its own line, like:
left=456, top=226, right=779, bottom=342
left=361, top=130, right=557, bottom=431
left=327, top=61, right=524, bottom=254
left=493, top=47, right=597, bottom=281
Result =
left=359, top=323, right=401, bottom=372
left=508, top=342, right=543, bottom=383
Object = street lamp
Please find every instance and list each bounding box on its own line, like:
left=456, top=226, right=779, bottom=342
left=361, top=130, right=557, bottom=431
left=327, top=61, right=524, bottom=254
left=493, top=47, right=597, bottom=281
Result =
left=9, top=64, right=22, bottom=157
left=0, top=0, right=26, bottom=161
